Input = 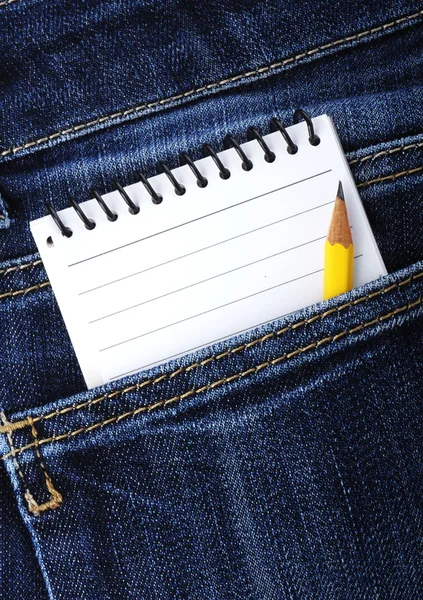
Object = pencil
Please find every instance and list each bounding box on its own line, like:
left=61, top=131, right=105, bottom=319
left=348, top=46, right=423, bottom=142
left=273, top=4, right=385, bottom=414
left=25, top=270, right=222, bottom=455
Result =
left=323, top=181, right=354, bottom=300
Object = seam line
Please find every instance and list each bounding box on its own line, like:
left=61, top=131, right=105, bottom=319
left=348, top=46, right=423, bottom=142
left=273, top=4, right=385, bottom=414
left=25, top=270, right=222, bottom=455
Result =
left=26, top=417, right=62, bottom=513
left=0, top=0, right=18, bottom=6
left=0, top=281, right=50, bottom=300
left=1, top=8, right=422, bottom=158
left=357, top=165, right=423, bottom=187
left=2, top=295, right=421, bottom=459
left=0, top=411, right=62, bottom=513
left=0, top=269, right=421, bottom=437
left=349, top=140, right=423, bottom=165
left=0, top=412, right=47, bottom=513
left=0, top=412, right=38, bottom=511
left=0, top=259, right=43, bottom=278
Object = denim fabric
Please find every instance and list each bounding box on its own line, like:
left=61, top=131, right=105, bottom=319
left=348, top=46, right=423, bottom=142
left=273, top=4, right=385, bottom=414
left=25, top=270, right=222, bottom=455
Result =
left=1, top=262, right=423, bottom=600
left=0, top=1, right=423, bottom=599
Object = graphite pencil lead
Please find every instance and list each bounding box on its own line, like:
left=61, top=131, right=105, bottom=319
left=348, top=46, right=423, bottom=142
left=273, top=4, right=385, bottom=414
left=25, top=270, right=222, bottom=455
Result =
left=327, top=181, right=352, bottom=247
left=337, top=180, right=344, bottom=201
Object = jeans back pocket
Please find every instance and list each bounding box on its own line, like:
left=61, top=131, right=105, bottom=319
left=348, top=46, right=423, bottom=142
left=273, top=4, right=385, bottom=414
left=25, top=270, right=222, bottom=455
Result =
left=1, top=256, right=422, bottom=600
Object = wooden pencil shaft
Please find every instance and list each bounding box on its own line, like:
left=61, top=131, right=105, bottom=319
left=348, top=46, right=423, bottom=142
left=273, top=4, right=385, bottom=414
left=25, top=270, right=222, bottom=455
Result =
left=327, top=196, right=352, bottom=248
left=323, top=181, right=354, bottom=300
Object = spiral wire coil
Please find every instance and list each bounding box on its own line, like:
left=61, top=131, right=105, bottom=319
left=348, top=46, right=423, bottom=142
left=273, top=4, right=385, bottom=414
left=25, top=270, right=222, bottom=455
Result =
left=45, top=109, right=319, bottom=238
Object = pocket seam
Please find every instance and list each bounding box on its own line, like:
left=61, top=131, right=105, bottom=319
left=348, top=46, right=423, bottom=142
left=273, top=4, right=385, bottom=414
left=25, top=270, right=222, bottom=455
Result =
left=0, top=0, right=18, bottom=7
left=0, top=412, right=62, bottom=514
left=0, top=281, right=49, bottom=300
left=2, top=8, right=422, bottom=159
left=349, top=139, right=423, bottom=165
left=2, top=294, right=422, bottom=460
left=357, top=164, right=423, bottom=188
left=0, top=258, right=42, bottom=277
left=1, top=269, right=422, bottom=460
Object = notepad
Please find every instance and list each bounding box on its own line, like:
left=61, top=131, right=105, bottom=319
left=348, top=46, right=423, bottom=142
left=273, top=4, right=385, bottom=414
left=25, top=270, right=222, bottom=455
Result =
left=30, top=115, right=386, bottom=389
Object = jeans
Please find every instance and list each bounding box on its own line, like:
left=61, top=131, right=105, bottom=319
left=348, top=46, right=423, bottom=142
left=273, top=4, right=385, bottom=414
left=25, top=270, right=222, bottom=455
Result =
left=0, top=1, right=422, bottom=598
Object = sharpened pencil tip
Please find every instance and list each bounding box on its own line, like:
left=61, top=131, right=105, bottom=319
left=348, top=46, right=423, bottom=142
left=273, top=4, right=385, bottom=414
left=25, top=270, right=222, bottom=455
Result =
left=337, top=180, right=344, bottom=201
left=327, top=180, right=352, bottom=247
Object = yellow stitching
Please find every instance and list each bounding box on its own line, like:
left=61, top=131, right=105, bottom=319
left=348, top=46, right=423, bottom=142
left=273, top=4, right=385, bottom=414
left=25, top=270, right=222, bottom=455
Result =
left=27, top=269, right=423, bottom=422
left=0, top=419, right=31, bottom=433
left=349, top=140, right=423, bottom=165
left=1, top=8, right=423, bottom=158
left=0, top=281, right=50, bottom=300
left=2, top=296, right=421, bottom=459
left=25, top=417, right=62, bottom=513
left=0, top=412, right=40, bottom=513
left=0, top=411, right=62, bottom=513
left=0, top=259, right=42, bottom=277
left=0, top=202, right=420, bottom=435
left=0, top=187, right=420, bottom=435
left=0, top=0, right=18, bottom=6
left=357, top=165, right=423, bottom=187
left=0, top=269, right=420, bottom=439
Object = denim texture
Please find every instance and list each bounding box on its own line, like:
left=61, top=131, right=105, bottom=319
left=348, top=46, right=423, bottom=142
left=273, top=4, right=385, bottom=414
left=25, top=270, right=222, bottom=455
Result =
left=0, top=1, right=423, bottom=599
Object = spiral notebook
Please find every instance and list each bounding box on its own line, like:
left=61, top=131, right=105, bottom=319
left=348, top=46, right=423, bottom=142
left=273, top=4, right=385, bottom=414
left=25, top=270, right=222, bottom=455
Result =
left=31, top=114, right=386, bottom=389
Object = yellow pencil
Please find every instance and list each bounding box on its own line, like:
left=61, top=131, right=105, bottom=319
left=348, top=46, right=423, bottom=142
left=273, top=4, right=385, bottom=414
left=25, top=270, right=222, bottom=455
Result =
left=323, top=181, right=354, bottom=300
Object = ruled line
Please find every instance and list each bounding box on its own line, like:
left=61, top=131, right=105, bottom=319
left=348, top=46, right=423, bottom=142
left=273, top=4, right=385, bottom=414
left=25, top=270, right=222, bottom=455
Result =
left=99, top=269, right=324, bottom=353
left=69, top=169, right=332, bottom=267
left=80, top=199, right=334, bottom=296
left=89, top=235, right=327, bottom=324
left=110, top=313, right=294, bottom=380
left=109, top=253, right=364, bottom=380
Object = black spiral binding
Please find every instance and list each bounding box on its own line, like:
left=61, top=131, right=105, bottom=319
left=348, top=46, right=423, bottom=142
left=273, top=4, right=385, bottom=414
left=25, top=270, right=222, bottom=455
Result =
left=46, top=109, right=319, bottom=238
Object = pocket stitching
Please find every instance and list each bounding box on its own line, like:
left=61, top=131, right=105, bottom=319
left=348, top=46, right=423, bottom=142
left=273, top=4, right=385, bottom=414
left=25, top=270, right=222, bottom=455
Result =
left=0, top=258, right=42, bottom=277
left=0, top=412, right=62, bottom=514
left=357, top=164, right=423, bottom=188
left=349, top=139, right=423, bottom=165
left=2, top=293, right=421, bottom=460
left=0, top=281, right=49, bottom=300
left=1, top=269, right=422, bottom=459
left=23, top=270, right=423, bottom=423
left=2, top=7, right=422, bottom=158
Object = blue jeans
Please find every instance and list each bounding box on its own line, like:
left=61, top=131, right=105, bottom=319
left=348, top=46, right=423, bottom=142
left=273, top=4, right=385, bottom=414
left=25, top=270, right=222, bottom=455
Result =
left=0, top=1, right=423, bottom=598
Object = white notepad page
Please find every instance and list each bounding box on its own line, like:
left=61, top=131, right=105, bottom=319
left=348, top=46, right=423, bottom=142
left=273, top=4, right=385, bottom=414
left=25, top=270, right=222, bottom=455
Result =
left=31, top=115, right=386, bottom=389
